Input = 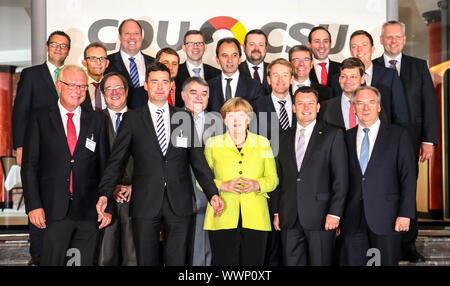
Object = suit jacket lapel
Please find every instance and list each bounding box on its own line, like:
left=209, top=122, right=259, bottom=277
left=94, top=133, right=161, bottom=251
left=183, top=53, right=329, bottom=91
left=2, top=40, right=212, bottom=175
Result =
left=49, top=105, right=70, bottom=156
left=40, top=63, right=59, bottom=100
left=371, top=65, right=382, bottom=86
left=298, top=121, right=322, bottom=173
left=141, top=105, right=164, bottom=157
left=73, top=107, right=91, bottom=157
left=102, top=109, right=116, bottom=150
left=399, top=55, right=410, bottom=82
left=348, top=127, right=361, bottom=175
left=365, top=121, right=387, bottom=173
left=235, top=74, right=247, bottom=98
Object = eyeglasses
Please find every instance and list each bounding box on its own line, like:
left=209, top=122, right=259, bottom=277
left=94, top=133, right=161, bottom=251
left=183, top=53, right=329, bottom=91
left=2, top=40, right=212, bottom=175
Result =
left=184, top=42, right=205, bottom=47
left=292, top=58, right=311, bottom=63
left=48, top=42, right=69, bottom=49
left=59, top=80, right=88, bottom=91
left=105, top=85, right=126, bottom=93
left=86, top=56, right=108, bottom=63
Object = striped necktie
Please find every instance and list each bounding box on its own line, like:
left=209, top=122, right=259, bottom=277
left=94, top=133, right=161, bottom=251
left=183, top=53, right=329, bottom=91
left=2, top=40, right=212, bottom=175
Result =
left=129, top=57, right=140, bottom=87
left=192, top=68, right=201, bottom=77
left=296, top=129, right=306, bottom=171
left=278, top=100, right=289, bottom=130
left=156, top=109, right=167, bottom=156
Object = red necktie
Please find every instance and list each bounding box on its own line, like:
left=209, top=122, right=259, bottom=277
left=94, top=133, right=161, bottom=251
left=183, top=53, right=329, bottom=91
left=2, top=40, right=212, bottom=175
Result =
left=66, top=113, right=77, bottom=193
left=348, top=100, right=357, bottom=129
left=168, top=83, right=176, bottom=106
left=92, top=82, right=102, bottom=111
left=318, top=62, right=328, bottom=85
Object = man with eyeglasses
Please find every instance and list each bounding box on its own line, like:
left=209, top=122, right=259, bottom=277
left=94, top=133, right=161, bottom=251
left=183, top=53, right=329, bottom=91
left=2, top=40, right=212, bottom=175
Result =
left=105, top=19, right=154, bottom=107
left=175, top=30, right=220, bottom=107
left=21, top=65, right=110, bottom=266
left=288, top=45, right=331, bottom=102
left=81, top=42, right=110, bottom=111
left=239, top=29, right=271, bottom=95
left=96, top=72, right=137, bottom=266
left=12, top=30, right=71, bottom=266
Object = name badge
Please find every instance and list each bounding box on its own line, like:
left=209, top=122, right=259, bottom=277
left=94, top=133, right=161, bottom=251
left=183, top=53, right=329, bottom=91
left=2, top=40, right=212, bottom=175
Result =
left=176, top=136, right=188, bottom=148
left=86, top=137, right=96, bottom=152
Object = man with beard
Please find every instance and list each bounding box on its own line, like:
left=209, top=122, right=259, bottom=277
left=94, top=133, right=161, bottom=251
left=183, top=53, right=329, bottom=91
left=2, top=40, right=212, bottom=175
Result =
left=81, top=42, right=110, bottom=111
left=239, top=29, right=271, bottom=94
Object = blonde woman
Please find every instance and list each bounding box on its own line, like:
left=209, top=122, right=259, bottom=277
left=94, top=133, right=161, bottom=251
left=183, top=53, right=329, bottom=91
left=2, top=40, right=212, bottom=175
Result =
left=203, top=97, right=278, bottom=266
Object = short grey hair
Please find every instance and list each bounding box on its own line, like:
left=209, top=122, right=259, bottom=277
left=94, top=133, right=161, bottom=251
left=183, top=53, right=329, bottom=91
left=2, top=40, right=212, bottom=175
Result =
left=58, top=65, right=87, bottom=82
left=382, top=20, right=406, bottom=36
left=351, top=86, right=382, bottom=104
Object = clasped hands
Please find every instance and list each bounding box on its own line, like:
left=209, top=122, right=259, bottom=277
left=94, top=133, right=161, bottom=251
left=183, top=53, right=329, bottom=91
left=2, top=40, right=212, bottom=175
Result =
left=220, top=177, right=260, bottom=194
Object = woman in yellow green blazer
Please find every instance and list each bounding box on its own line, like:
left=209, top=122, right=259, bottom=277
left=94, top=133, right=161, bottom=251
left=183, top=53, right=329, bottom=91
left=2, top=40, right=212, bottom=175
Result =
left=203, top=97, right=278, bottom=266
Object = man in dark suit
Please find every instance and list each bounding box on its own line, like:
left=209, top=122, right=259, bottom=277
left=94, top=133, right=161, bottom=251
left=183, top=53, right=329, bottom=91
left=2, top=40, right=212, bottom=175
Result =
left=319, top=57, right=366, bottom=130
left=341, top=86, right=416, bottom=266
left=252, top=58, right=296, bottom=266
left=104, top=19, right=154, bottom=107
left=272, top=86, right=349, bottom=266
left=288, top=45, right=332, bottom=102
left=175, top=30, right=221, bottom=107
left=12, top=30, right=71, bottom=266
left=81, top=42, right=110, bottom=111
left=96, top=62, right=224, bottom=266
left=21, top=65, right=111, bottom=266
left=343, top=30, right=409, bottom=126
left=239, top=29, right=271, bottom=94
left=96, top=72, right=136, bottom=266
left=375, top=20, right=439, bottom=263
left=207, top=37, right=265, bottom=112
left=307, top=26, right=340, bottom=87
left=181, top=77, right=223, bottom=266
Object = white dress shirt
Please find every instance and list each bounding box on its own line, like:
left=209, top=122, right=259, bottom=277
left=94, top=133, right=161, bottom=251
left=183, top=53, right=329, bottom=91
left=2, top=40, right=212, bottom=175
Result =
left=58, top=100, right=81, bottom=138
left=107, top=106, right=128, bottom=130
left=383, top=53, right=402, bottom=75
left=271, top=93, right=293, bottom=127
left=364, top=64, right=374, bottom=86
left=313, top=58, right=330, bottom=83
left=292, top=78, right=311, bottom=94
left=221, top=71, right=240, bottom=100
left=148, top=101, right=171, bottom=143
left=120, top=50, right=146, bottom=87
left=356, top=118, right=381, bottom=162
left=87, top=76, right=107, bottom=110
left=246, top=60, right=264, bottom=83
left=47, top=61, right=63, bottom=83
left=194, top=110, right=205, bottom=137
left=341, top=93, right=358, bottom=130
left=186, top=61, right=205, bottom=79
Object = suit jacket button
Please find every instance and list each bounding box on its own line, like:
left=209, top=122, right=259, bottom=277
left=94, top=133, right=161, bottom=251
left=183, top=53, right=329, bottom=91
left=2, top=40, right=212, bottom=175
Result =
left=70, top=159, right=74, bottom=163
left=297, top=178, right=301, bottom=182
left=239, top=161, right=242, bottom=164
left=241, top=153, right=244, bottom=156
left=362, top=177, right=366, bottom=181
left=239, top=171, right=243, bottom=175
left=66, top=178, right=70, bottom=182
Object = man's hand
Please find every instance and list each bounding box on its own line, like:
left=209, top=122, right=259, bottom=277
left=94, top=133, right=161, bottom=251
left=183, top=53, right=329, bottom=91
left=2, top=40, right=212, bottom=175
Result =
left=210, top=195, right=224, bottom=217
left=419, top=143, right=434, bottom=163
left=29, top=208, right=46, bottom=229
left=324, top=215, right=340, bottom=231
left=273, top=214, right=281, bottom=231
left=96, top=196, right=111, bottom=229
left=220, top=178, right=244, bottom=194
left=239, top=177, right=260, bottom=194
left=395, top=217, right=410, bottom=232
left=113, top=185, right=132, bottom=203
left=15, top=147, right=23, bottom=167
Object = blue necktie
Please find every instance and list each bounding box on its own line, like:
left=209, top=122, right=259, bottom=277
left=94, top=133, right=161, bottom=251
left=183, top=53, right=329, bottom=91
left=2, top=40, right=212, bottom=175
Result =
left=129, top=57, right=140, bottom=87
left=359, top=128, right=370, bottom=174
left=156, top=109, right=167, bottom=156
left=192, top=68, right=201, bottom=77
left=115, top=113, right=122, bottom=134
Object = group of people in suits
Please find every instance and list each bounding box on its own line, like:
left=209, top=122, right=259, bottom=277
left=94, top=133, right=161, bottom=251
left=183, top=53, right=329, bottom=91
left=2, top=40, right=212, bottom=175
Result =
left=12, top=17, right=438, bottom=266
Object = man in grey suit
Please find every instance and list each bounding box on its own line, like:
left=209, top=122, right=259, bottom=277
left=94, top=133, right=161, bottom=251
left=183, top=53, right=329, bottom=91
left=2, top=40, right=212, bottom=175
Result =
left=97, top=72, right=137, bottom=265
left=182, top=77, right=223, bottom=265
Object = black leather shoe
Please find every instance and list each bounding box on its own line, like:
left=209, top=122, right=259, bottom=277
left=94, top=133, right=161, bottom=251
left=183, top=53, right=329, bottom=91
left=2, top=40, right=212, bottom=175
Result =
left=403, top=250, right=425, bottom=263
left=27, top=256, right=40, bottom=266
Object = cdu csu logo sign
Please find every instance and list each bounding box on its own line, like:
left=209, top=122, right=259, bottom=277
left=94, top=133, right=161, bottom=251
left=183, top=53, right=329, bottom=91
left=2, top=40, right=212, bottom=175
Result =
left=88, top=16, right=349, bottom=54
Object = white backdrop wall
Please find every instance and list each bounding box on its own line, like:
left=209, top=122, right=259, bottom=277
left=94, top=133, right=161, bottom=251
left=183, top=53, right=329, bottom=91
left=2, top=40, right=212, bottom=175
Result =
left=47, top=0, right=387, bottom=67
